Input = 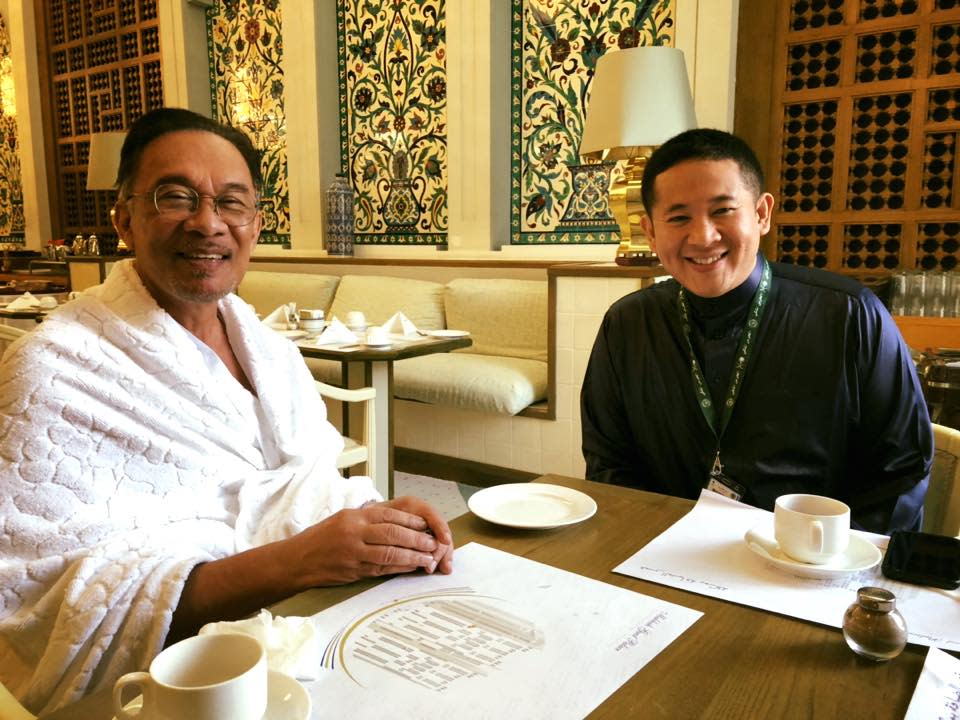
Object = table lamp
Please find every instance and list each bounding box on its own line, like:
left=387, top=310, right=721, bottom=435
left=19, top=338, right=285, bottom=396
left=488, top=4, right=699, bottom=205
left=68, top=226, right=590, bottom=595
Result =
left=86, top=131, right=128, bottom=254
left=580, top=46, right=697, bottom=266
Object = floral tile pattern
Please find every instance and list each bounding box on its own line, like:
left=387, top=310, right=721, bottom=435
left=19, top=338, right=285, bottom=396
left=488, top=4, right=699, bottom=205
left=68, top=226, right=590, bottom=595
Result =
left=511, top=0, right=675, bottom=244
left=0, top=14, right=24, bottom=244
left=208, top=0, right=289, bottom=245
left=338, top=0, right=448, bottom=245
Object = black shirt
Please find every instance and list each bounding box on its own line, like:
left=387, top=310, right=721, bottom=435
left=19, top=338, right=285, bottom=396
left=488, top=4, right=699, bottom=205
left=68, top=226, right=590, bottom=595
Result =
left=580, top=257, right=932, bottom=533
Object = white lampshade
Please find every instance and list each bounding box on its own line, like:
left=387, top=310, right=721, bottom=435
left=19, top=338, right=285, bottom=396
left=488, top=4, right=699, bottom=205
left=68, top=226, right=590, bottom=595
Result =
left=86, top=131, right=127, bottom=190
left=580, top=46, right=697, bottom=160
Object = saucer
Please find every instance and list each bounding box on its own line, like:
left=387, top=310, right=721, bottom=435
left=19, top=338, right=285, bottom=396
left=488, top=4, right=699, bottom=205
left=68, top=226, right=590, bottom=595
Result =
left=113, top=670, right=311, bottom=720
left=427, top=329, right=470, bottom=338
left=276, top=329, right=308, bottom=340
left=744, top=523, right=882, bottom=579
left=364, top=340, right=392, bottom=348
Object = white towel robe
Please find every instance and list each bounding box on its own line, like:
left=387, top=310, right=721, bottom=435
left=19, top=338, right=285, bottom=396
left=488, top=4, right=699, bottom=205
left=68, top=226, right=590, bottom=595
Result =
left=0, top=260, right=379, bottom=714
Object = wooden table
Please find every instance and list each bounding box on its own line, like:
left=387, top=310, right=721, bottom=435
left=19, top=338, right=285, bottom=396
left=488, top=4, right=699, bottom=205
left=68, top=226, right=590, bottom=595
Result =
left=297, top=335, right=471, bottom=498
left=43, top=475, right=932, bottom=719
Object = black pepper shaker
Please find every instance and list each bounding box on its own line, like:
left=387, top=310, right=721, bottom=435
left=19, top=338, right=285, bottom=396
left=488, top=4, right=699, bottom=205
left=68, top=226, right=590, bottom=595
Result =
left=842, top=586, right=908, bottom=661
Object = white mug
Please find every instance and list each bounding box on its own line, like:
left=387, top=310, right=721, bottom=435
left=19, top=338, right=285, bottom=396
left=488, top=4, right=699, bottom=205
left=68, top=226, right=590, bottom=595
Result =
left=113, top=633, right=267, bottom=720
left=366, top=325, right=389, bottom=345
left=774, top=494, right=850, bottom=564
left=345, top=310, right=366, bottom=328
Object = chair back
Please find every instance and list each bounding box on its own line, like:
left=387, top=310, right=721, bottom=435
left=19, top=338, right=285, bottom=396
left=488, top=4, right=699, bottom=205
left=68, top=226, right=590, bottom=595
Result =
left=924, top=423, right=960, bottom=537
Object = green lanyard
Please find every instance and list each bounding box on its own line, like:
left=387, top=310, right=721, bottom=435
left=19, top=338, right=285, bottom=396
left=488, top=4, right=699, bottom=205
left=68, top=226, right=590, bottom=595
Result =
left=677, top=258, right=772, bottom=444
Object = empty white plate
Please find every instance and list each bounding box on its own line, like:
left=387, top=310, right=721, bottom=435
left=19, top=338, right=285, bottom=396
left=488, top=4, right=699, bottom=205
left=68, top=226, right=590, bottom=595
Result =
left=276, top=329, right=307, bottom=340
left=427, top=329, right=470, bottom=338
left=468, top=483, right=597, bottom=529
left=744, top=522, right=883, bottom=579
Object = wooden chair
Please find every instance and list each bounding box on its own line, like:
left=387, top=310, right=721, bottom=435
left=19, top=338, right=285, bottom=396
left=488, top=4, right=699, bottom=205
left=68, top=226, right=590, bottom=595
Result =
left=0, top=324, right=28, bottom=342
left=315, top=381, right=376, bottom=479
left=923, top=423, right=960, bottom=538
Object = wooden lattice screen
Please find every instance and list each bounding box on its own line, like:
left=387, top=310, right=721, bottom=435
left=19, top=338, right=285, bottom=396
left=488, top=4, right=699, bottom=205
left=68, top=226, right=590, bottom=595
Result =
left=764, top=0, right=960, bottom=274
left=38, top=0, right=164, bottom=243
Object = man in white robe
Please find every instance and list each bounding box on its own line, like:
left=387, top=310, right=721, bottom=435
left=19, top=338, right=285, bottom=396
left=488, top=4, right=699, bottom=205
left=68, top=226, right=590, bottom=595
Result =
left=0, top=108, right=453, bottom=714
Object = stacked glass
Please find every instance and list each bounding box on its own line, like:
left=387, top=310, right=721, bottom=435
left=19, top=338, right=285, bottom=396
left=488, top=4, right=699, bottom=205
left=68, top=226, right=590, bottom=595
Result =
left=888, top=270, right=960, bottom=317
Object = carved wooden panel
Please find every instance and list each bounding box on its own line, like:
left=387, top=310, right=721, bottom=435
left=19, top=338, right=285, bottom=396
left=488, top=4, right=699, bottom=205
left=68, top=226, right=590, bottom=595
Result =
left=767, top=0, right=960, bottom=274
left=39, top=0, right=164, bottom=242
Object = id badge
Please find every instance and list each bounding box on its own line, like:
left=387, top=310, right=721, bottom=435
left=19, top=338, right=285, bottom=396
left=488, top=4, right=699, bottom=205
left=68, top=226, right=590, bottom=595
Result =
left=706, top=470, right=746, bottom=501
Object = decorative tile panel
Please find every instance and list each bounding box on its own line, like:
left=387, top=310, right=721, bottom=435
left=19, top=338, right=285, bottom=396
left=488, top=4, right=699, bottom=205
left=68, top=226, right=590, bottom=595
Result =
left=917, top=222, right=960, bottom=270
left=928, top=86, right=960, bottom=122
left=858, top=0, right=918, bottom=22
left=780, top=101, right=838, bottom=213
left=510, top=0, right=675, bottom=245
left=922, top=132, right=955, bottom=209
left=790, top=0, right=844, bottom=31
left=337, top=0, right=448, bottom=246
left=843, top=223, right=901, bottom=269
left=208, top=0, right=289, bottom=246
left=846, top=93, right=911, bottom=211
left=0, top=14, right=24, bottom=243
left=775, top=224, right=830, bottom=268
left=932, top=23, right=960, bottom=76
left=786, top=38, right=843, bottom=91
left=855, top=28, right=917, bottom=83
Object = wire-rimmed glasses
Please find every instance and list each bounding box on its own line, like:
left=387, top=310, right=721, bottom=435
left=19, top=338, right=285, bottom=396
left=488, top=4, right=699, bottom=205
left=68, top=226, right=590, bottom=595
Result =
left=127, top=183, right=260, bottom=227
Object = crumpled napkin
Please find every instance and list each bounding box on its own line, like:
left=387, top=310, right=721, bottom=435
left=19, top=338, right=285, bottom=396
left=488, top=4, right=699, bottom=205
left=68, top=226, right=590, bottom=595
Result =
left=313, top=317, right=359, bottom=345
left=382, top=311, right=420, bottom=338
left=199, top=609, right=319, bottom=681
left=261, top=303, right=297, bottom=328
left=6, top=292, right=40, bottom=310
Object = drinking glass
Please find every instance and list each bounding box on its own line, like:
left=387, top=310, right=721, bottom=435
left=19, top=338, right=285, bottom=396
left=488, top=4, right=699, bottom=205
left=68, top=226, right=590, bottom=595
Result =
left=924, top=271, right=946, bottom=318
left=904, top=271, right=926, bottom=317
left=887, top=272, right=907, bottom=316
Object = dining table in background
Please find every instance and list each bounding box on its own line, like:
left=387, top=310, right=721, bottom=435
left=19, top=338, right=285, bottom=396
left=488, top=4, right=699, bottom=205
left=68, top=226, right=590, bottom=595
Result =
left=45, top=475, right=936, bottom=719
left=296, top=334, right=471, bottom=499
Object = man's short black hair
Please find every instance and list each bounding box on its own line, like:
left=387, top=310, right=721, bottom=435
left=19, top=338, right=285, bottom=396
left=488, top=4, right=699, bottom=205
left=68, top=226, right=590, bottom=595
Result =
left=641, top=128, right=765, bottom=214
left=115, top=107, right=262, bottom=196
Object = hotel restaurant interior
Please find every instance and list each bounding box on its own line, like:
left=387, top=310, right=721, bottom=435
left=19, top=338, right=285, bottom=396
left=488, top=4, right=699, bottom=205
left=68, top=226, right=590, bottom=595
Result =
left=1, top=1, right=959, bottom=718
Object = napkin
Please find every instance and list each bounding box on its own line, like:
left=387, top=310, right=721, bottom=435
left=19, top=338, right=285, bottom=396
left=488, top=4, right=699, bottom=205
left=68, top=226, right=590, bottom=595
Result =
left=382, top=311, right=420, bottom=338
left=199, top=609, right=319, bottom=681
left=313, top=316, right=359, bottom=345
left=6, top=292, right=40, bottom=310
left=261, top=302, right=297, bottom=328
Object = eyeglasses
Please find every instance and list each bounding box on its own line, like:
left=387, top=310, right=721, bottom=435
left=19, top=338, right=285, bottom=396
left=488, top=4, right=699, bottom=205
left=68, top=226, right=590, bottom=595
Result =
left=127, top=183, right=260, bottom=227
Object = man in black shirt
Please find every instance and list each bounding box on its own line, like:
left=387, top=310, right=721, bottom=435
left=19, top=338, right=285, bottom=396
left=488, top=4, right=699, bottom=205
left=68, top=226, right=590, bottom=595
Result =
left=580, top=129, right=930, bottom=533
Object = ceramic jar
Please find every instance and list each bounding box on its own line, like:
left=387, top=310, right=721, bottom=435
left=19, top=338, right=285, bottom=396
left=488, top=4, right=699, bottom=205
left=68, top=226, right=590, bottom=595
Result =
left=325, top=173, right=354, bottom=256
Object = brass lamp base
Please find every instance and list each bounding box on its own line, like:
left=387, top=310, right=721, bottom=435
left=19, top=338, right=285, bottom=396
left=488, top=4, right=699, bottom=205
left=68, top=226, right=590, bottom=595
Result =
left=609, top=153, right=659, bottom=266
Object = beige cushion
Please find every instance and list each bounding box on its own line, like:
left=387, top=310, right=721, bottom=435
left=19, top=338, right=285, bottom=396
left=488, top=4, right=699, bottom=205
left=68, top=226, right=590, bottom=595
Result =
left=303, top=357, right=342, bottom=385
left=237, top=271, right=340, bottom=316
left=444, top=279, right=547, bottom=362
left=328, top=275, right=445, bottom=329
left=394, top=354, right=547, bottom=415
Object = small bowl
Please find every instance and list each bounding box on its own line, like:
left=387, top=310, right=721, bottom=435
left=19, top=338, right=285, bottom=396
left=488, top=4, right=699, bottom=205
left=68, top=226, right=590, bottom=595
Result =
left=300, top=318, right=325, bottom=332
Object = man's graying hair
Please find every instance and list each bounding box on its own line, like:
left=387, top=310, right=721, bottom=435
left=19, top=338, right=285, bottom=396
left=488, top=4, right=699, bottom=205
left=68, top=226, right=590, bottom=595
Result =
left=641, top=128, right=765, bottom=214
left=115, top=107, right=262, bottom=197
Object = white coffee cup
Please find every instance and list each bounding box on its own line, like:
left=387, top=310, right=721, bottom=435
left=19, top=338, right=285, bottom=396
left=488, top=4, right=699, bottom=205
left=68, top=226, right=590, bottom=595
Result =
left=774, top=493, right=850, bottom=565
left=300, top=318, right=325, bottom=332
left=366, top=325, right=390, bottom=345
left=113, top=633, right=267, bottom=720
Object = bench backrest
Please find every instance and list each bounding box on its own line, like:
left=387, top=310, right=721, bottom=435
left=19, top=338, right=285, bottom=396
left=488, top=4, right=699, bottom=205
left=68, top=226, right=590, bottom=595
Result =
left=237, top=271, right=341, bottom=316
left=327, top=275, right=446, bottom=329
left=445, top=278, right=547, bottom=362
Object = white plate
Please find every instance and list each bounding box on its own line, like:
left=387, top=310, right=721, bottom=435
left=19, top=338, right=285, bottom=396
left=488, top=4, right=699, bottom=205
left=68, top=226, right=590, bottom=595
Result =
left=744, top=522, right=882, bottom=579
left=364, top=340, right=392, bottom=348
left=427, top=329, right=470, bottom=338
left=468, top=483, right=597, bottom=529
left=113, top=670, right=310, bottom=720
left=276, top=329, right=307, bottom=340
